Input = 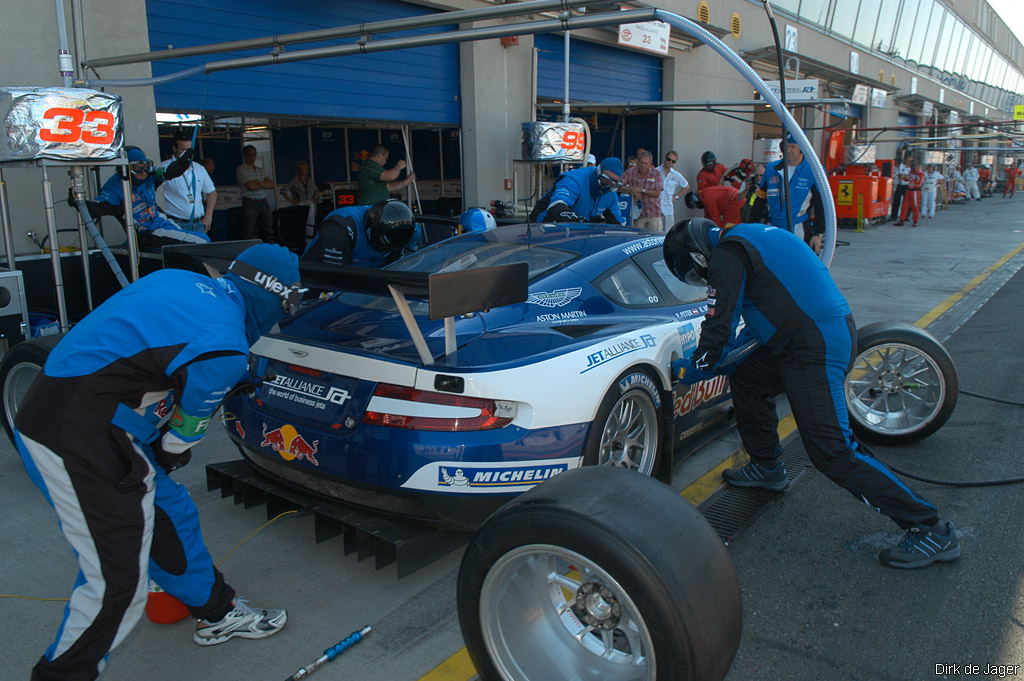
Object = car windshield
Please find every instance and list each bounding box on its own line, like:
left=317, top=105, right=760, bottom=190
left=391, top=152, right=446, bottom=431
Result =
left=334, top=239, right=578, bottom=314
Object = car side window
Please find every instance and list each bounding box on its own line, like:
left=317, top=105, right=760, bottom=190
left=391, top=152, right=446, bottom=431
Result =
left=594, top=261, right=662, bottom=308
left=633, top=248, right=708, bottom=304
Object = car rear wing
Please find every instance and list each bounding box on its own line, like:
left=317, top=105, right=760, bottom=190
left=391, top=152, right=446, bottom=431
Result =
left=299, top=261, right=529, bottom=365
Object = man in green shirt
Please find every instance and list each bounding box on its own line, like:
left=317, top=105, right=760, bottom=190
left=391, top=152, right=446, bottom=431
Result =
left=357, top=144, right=417, bottom=205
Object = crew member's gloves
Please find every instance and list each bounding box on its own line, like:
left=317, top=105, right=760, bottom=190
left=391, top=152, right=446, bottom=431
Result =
left=150, top=433, right=193, bottom=474
left=162, top=148, right=195, bottom=181
left=549, top=206, right=585, bottom=223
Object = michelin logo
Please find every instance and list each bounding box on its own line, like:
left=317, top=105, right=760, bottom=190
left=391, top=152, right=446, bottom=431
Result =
left=527, top=288, right=583, bottom=308
left=678, top=322, right=699, bottom=353
left=439, top=463, right=568, bottom=487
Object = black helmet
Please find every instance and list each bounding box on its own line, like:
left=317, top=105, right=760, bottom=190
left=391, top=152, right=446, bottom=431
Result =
left=663, top=217, right=720, bottom=283
left=365, top=199, right=415, bottom=252
left=684, top=191, right=704, bottom=210
left=701, top=151, right=717, bottom=167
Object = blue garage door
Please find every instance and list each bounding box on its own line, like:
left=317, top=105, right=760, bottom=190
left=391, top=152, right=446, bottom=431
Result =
left=535, top=35, right=663, bottom=103
left=897, top=112, right=919, bottom=137
left=147, top=0, right=460, bottom=124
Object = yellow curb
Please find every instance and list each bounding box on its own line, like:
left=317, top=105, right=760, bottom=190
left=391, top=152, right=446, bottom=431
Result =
left=915, top=241, right=1024, bottom=328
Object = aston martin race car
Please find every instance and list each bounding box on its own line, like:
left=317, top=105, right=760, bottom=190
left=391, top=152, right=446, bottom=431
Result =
left=224, top=223, right=731, bottom=531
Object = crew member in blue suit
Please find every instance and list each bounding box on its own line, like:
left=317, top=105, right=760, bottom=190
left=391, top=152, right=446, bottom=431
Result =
left=302, top=198, right=419, bottom=268
left=93, top=146, right=211, bottom=248
left=13, top=244, right=302, bottom=680
left=529, top=157, right=626, bottom=224
left=664, top=218, right=960, bottom=570
left=749, top=133, right=825, bottom=254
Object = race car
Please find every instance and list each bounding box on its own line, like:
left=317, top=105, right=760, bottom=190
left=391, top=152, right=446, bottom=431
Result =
left=224, top=223, right=732, bottom=531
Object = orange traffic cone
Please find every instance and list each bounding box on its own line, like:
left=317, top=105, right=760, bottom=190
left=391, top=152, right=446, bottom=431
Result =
left=145, top=580, right=190, bottom=624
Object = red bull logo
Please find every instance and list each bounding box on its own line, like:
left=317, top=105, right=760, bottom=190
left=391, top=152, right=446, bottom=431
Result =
left=260, top=423, right=320, bottom=466
left=235, top=421, right=245, bottom=439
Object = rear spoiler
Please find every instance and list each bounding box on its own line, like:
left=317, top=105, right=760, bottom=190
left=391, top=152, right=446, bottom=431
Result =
left=299, top=261, right=529, bottom=365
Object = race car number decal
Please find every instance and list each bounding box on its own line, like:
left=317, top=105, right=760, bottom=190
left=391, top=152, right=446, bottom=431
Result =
left=618, top=372, right=662, bottom=409
left=673, top=375, right=729, bottom=417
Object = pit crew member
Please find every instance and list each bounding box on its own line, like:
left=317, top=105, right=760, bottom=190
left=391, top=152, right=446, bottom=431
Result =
left=663, top=218, right=961, bottom=570
left=303, top=198, right=419, bottom=268
left=748, top=134, right=825, bottom=254
left=93, top=146, right=211, bottom=248
left=695, top=150, right=727, bottom=194
left=528, top=157, right=626, bottom=224
left=13, top=244, right=300, bottom=680
left=685, top=184, right=745, bottom=230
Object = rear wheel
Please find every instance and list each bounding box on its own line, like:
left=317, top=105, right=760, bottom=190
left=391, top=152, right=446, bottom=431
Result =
left=457, top=466, right=742, bottom=681
left=845, top=322, right=958, bottom=445
left=1, top=336, right=62, bottom=446
left=583, top=369, right=666, bottom=479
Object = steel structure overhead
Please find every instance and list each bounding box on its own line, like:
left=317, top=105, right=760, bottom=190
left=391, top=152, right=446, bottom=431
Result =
left=742, top=46, right=901, bottom=94
left=84, top=0, right=614, bottom=70
left=536, top=98, right=853, bottom=110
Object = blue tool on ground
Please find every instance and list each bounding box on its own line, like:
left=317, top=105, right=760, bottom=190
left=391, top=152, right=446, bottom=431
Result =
left=284, top=626, right=372, bottom=680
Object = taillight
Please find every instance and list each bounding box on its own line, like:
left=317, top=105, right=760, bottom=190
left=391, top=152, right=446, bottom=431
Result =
left=363, top=383, right=515, bottom=431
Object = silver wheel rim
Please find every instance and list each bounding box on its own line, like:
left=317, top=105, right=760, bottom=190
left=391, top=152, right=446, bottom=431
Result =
left=598, top=389, right=659, bottom=475
left=845, top=342, right=946, bottom=437
left=3, top=361, right=42, bottom=434
left=480, top=544, right=656, bottom=681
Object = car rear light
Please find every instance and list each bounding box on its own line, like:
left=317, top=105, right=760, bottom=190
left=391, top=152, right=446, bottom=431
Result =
left=363, top=383, right=515, bottom=431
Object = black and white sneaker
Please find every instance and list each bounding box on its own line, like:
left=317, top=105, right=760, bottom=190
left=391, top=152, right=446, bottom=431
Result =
left=722, top=461, right=788, bottom=492
left=879, top=522, right=961, bottom=569
left=194, top=597, right=287, bottom=645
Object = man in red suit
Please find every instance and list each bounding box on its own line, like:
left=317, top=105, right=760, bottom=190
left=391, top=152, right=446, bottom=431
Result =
left=696, top=150, right=726, bottom=194
left=685, top=185, right=744, bottom=229
left=896, top=161, right=925, bottom=226
left=1004, top=163, right=1021, bottom=198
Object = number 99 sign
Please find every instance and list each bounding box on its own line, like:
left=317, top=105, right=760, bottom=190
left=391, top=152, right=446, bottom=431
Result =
left=560, top=130, right=587, bottom=151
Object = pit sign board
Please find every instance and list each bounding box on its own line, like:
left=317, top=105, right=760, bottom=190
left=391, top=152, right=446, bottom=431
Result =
left=618, top=19, right=670, bottom=55
left=0, top=87, right=123, bottom=162
left=1015, top=105, right=1024, bottom=121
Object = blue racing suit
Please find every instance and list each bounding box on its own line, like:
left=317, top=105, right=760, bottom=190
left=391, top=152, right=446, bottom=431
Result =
left=95, top=173, right=209, bottom=246
left=529, top=166, right=625, bottom=224
left=14, top=269, right=260, bottom=681
left=750, top=159, right=824, bottom=245
left=683, top=223, right=938, bottom=529
left=302, top=205, right=421, bottom=268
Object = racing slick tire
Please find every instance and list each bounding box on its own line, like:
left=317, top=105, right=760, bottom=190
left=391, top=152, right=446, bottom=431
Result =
left=845, top=321, right=958, bottom=445
left=456, top=465, right=742, bottom=681
left=0, top=335, right=63, bottom=447
left=583, top=368, right=669, bottom=481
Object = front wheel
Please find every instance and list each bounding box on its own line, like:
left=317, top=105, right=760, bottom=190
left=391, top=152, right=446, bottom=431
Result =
left=845, top=321, right=958, bottom=445
left=583, top=369, right=667, bottom=479
left=457, top=466, right=742, bottom=681
left=0, top=336, right=62, bottom=446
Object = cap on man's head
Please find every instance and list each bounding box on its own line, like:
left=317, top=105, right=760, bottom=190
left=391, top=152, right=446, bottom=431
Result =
left=126, top=146, right=148, bottom=163
left=786, top=133, right=799, bottom=146
left=599, top=157, right=623, bottom=177
left=587, top=154, right=597, bottom=165
left=233, top=243, right=301, bottom=288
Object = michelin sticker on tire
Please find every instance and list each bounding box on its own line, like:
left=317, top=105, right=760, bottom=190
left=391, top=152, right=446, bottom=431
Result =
left=617, top=371, right=662, bottom=409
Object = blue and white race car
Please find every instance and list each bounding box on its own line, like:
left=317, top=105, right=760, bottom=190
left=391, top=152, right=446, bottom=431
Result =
left=224, top=223, right=734, bottom=531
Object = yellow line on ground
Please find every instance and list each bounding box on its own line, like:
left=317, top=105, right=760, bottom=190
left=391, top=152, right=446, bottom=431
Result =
left=915, top=241, right=1024, bottom=328
left=418, top=648, right=476, bottom=681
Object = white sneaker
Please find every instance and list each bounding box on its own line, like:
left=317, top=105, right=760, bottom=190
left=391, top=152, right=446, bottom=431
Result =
left=194, top=597, right=287, bottom=645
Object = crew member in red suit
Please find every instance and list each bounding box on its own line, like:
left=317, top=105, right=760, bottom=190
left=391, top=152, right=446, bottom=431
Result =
left=1004, top=163, right=1021, bottom=198
left=686, top=186, right=745, bottom=229
left=896, top=161, right=925, bottom=226
left=695, top=151, right=726, bottom=194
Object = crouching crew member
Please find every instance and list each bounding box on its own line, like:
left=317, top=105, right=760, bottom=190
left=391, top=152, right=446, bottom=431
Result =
left=529, top=158, right=626, bottom=224
left=303, top=198, right=419, bottom=268
left=14, top=244, right=300, bottom=680
left=663, top=219, right=961, bottom=570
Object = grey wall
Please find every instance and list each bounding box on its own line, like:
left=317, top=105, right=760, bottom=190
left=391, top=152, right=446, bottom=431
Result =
left=0, top=0, right=156, bottom=258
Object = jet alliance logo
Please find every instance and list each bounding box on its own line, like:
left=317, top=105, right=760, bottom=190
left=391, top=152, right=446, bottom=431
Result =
left=527, top=288, right=583, bottom=308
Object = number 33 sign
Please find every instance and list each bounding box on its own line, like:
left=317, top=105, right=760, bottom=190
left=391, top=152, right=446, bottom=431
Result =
left=0, top=87, right=124, bottom=162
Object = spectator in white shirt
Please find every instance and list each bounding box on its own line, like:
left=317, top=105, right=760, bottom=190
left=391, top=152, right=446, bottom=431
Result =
left=658, top=151, right=689, bottom=231
left=160, top=131, right=217, bottom=233
left=963, top=164, right=981, bottom=201
left=921, top=164, right=943, bottom=218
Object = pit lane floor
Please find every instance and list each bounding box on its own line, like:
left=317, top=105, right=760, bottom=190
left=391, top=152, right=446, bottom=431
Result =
left=2, top=196, right=1023, bottom=681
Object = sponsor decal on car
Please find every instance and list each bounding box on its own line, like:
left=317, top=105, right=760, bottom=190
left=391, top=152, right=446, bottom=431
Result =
left=235, top=421, right=245, bottom=439
left=621, top=236, right=664, bottom=255
left=401, top=457, right=582, bottom=494
left=259, top=422, right=320, bottom=466
left=526, top=287, right=583, bottom=308
left=264, top=374, right=351, bottom=411
left=677, top=322, right=698, bottom=354
left=537, top=310, right=588, bottom=322
left=582, top=334, right=657, bottom=373
left=674, top=304, right=708, bottom=320
left=673, top=375, right=729, bottom=417
left=618, top=372, right=662, bottom=408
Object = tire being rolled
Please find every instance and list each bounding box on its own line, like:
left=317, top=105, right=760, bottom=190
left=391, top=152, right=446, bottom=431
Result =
left=846, top=321, right=958, bottom=445
left=1, top=335, right=62, bottom=447
left=457, top=465, right=741, bottom=681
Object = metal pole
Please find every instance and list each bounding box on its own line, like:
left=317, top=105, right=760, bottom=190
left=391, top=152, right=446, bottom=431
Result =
left=41, top=167, right=70, bottom=331
left=203, top=11, right=658, bottom=74
left=69, top=166, right=94, bottom=310
left=0, top=167, right=17, bottom=270
left=86, top=0, right=603, bottom=69
left=53, top=0, right=74, bottom=86
left=563, top=20, right=571, bottom=123
left=121, top=173, right=140, bottom=282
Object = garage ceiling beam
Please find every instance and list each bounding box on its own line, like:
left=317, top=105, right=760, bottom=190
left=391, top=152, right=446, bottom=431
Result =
left=85, top=0, right=616, bottom=70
